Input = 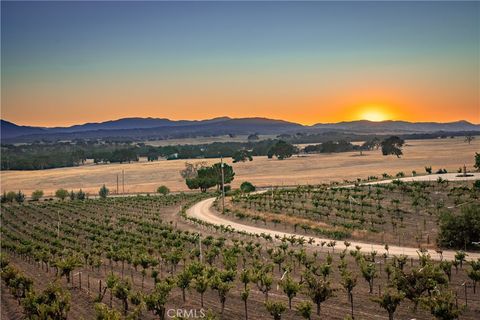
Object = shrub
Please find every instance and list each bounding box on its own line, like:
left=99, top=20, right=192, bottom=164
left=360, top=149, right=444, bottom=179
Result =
left=99, top=185, right=109, bottom=199
left=240, top=181, right=256, bottom=193
left=31, top=190, right=44, bottom=201
left=157, top=185, right=170, bottom=195
left=15, top=191, right=25, bottom=203
left=55, top=189, right=69, bottom=201
left=473, top=180, right=480, bottom=191
left=6, top=191, right=16, bottom=203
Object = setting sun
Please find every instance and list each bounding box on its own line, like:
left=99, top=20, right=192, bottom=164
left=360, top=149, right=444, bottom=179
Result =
left=359, top=107, right=390, bottom=122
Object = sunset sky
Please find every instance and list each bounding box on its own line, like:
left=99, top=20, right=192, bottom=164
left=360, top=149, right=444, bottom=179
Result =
left=1, top=1, right=479, bottom=127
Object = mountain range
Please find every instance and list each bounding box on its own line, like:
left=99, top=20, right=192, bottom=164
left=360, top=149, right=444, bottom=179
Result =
left=1, top=117, right=479, bottom=143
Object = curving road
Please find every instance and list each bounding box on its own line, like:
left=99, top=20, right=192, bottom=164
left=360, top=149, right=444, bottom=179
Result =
left=187, top=173, right=480, bottom=261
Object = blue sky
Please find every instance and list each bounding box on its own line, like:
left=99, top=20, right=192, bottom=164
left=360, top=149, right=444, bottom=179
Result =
left=2, top=1, right=479, bottom=125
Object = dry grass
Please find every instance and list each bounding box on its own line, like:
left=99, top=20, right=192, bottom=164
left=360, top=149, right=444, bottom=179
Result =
left=143, top=134, right=276, bottom=146
left=1, top=137, right=478, bottom=196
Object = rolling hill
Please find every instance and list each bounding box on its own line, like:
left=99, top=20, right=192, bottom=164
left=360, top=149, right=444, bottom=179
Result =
left=1, top=117, right=479, bottom=143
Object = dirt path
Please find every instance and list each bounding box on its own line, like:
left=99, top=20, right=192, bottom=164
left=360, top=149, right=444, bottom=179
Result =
left=187, top=173, right=480, bottom=261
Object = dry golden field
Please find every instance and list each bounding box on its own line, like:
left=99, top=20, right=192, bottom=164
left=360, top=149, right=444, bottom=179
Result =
left=144, top=134, right=276, bottom=146
left=1, top=137, right=478, bottom=196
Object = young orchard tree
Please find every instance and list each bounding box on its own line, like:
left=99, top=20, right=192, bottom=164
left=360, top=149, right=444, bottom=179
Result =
left=255, top=267, right=274, bottom=302
left=279, top=274, right=300, bottom=309
left=22, top=283, right=71, bottom=320
left=341, top=271, right=358, bottom=319
left=176, top=268, right=193, bottom=303
left=210, top=273, right=234, bottom=320
left=241, top=288, right=250, bottom=320
left=467, top=259, right=480, bottom=294
left=303, top=272, right=335, bottom=316
left=439, top=260, right=453, bottom=282
left=295, top=301, right=313, bottom=320
left=240, top=268, right=251, bottom=290
left=55, top=255, right=82, bottom=284
left=454, top=251, right=467, bottom=269
left=372, top=289, right=405, bottom=320
left=112, top=279, right=131, bottom=315
left=194, top=272, right=209, bottom=308
left=265, top=300, right=287, bottom=320
left=94, top=303, right=122, bottom=320
left=422, top=289, right=462, bottom=320
left=145, top=279, right=174, bottom=320
left=360, top=261, right=377, bottom=294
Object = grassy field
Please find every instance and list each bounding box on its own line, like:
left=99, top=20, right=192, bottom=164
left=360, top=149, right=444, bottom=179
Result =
left=1, top=137, right=478, bottom=196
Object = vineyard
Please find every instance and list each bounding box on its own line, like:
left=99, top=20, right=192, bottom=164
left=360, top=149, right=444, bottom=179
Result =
left=226, top=180, right=478, bottom=248
left=1, top=192, right=480, bottom=319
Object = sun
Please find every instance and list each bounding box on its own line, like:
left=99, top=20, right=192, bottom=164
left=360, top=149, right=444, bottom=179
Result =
left=359, top=107, right=389, bottom=122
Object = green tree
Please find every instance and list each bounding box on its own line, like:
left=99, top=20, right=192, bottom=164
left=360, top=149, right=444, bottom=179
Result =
left=438, top=205, right=480, bottom=249
left=422, top=289, right=462, bottom=320
left=94, top=303, right=122, bottom=320
left=372, top=289, right=405, bottom=320
left=279, top=274, right=300, bottom=309
left=55, top=188, right=69, bottom=201
left=112, top=279, right=131, bottom=315
left=22, top=282, right=71, bottom=319
left=210, top=273, right=234, bottom=319
left=15, top=190, right=25, bottom=203
left=157, top=185, right=170, bottom=195
left=99, top=184, right=109, bottom=199
left=55, top=255, right=82, bottom=283
left=5, top=191, right=16, bottom=203
left=186, top=162, right=235, bottom=192
left=295, top=301, right=312, bottom=320
left=145, top=279, right=174, bottom=320
left=233, top=150, right=253, bottom=163
left=360, top=261, right=377, bottom=294
left=341, top=271, right=357, bottom=319
left=467, top=259, right=480, bottom=293
left=268, top=140, right=297, bottom=160
left=381, top=136, right=404, bottom=158
left=194, top=273, right=209, bottom=308
left=177, top=268, right=193, bottom=303
left=77, top=189, right=86, bottom=200
left=475, top=152, right=480, bottom=171
left=240, top=181, right=256, bottom=193
left=31, top=190, right=44, bottom=201
left=303, top=272, right=335, bottom=316
left=241, top=288, right=250, bottom=320
left=265, top=301, right=287, bottom=320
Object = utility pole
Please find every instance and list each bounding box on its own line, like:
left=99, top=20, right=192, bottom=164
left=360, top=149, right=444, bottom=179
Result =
left=122, top=169, right=125, bottom=194
left=221, top=156, right=225, bottom=214
left=116, top=174, right=119, bottom=194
